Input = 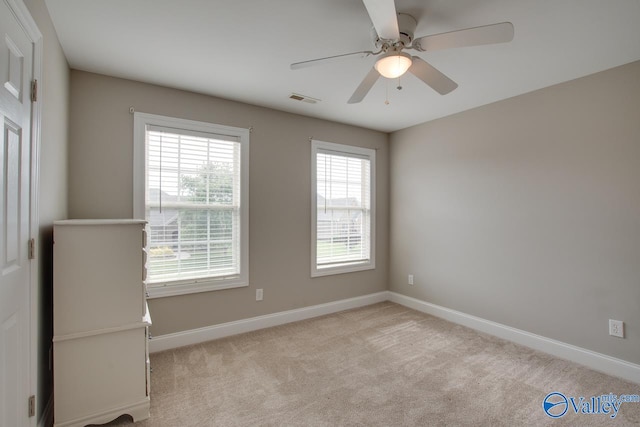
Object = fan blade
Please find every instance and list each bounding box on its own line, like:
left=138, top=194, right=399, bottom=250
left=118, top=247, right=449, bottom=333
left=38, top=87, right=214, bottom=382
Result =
left=413, top=22, right=514, bottom=52
left=408, top=56, right=458, bottom=95
left=362, top=0, right=399, bottom=40
left=291, top=51, right=375, bottom=70
left=348, top=67, right=380, bottom=104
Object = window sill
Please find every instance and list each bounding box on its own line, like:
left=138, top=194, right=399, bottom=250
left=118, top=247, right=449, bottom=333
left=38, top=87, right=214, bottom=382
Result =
left=146, top=277, right=248, bottom=299
left=311, top=261, right=375, bottom=278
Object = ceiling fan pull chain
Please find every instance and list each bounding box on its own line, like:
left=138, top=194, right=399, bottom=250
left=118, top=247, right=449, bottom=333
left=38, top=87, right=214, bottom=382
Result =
left=385, top=79, right=390, bottom=105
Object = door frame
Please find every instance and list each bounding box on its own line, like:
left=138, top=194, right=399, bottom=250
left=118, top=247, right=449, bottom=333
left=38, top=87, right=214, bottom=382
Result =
left=5, top=0, right=43, bottom=425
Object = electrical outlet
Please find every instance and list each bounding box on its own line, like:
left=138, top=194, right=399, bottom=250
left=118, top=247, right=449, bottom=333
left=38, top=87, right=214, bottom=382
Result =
left=408, top=274, right=414, bottom=285
left=256, top=288, right=263, bottom=301
left=609, top=319, right=624, bottom=338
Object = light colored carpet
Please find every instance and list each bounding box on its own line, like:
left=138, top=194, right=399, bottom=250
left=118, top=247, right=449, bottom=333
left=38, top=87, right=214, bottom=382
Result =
left=98, top=302, right=639, bottom=426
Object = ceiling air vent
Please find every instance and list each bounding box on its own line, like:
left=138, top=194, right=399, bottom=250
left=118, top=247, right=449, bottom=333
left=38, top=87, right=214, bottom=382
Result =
left=289, top=93, right=320, bottom=104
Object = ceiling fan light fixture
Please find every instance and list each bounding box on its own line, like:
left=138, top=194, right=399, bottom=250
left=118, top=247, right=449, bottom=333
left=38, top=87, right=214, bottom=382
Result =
left=374, top=51, right=412, bottom=79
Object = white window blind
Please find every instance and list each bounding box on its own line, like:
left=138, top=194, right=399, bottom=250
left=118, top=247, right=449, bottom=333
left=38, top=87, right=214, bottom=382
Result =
left=312, top=140, right=375, bottom=276
left=134, top=112, right=249, bottom=297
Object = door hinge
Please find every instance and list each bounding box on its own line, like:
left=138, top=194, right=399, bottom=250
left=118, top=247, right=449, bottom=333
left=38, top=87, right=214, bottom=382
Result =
left=28, top=238, right=35, bottom=260
left=31, top=79, right=38, bottom=102
left=28, top=395, right=35, bottom=417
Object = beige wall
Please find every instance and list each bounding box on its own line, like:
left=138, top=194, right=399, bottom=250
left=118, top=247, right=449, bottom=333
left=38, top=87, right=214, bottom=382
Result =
left=69, top=70, right=389, bottom=336
left=390, top=61, right=640, bottom=365
left=24, top=0, right=70, bottom=421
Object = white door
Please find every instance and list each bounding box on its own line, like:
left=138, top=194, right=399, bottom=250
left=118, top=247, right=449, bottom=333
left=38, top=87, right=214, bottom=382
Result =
left=0, top=0, right=34, bottom=425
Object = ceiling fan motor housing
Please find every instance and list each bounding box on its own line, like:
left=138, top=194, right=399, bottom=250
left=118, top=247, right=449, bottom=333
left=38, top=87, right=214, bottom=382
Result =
left=373, top=13, right=417, bottom=49
left=397, top=13, right=417, bottom=46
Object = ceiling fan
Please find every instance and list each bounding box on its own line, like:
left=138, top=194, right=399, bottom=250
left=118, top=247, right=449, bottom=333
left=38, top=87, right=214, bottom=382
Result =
left=290, top=0, right=514, bottom=104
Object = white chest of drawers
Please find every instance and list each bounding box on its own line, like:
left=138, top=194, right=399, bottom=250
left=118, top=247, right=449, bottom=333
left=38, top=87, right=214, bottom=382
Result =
left=53, top=220, right=151, bottom=427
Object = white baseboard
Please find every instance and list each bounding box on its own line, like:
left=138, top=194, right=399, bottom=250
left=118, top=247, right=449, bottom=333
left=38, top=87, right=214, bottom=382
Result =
left=149, top=291, right=389, bottom=353
left=388, top=291, right=640, bottom=385
left=38, top=395, right=53, bottom=427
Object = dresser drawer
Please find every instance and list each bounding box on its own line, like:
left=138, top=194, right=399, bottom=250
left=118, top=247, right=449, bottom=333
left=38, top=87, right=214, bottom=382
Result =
left=54, top=328, right=147, bottom=424
left=54, top=222, right=146, bottom=336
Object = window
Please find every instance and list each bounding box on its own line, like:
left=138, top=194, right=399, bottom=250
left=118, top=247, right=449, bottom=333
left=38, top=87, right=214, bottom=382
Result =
left=311, top=140, right=375, bottom=276
left=134, top=113, right=249, bottom=297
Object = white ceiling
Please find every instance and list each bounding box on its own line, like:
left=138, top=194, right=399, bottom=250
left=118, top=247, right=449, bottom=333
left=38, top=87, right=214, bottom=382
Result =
left=45, top=0, right=640, bottom=133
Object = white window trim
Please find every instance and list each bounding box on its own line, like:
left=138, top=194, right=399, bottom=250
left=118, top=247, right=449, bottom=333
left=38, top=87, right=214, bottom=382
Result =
left=133, top=112, right=249, bottom=298
left=311, top=140, right=376, bottom=277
